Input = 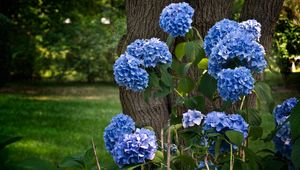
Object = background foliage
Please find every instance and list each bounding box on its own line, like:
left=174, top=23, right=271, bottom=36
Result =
left=0, top=0, right=125, bottom=83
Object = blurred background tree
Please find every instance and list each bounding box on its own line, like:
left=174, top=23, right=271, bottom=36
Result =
left=0, top=0, right=125, bottom=83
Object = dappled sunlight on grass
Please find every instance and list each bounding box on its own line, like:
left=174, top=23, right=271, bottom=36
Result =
left=0, top=83, right=121, bottom=168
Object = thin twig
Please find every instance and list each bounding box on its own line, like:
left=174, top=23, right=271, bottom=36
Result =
left=167, top=125, right=171, bottom=170
left=239, top=96, right=246, bottom=110
left=204, top=153, right=210, bottom=170
left=92, top=138, right=101, bottom=170
left=161, top=128, right=164, bottom=157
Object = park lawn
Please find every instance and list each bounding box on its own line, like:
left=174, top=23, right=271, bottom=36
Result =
left=0, top=72, right=299, bottom=169
left=0, top=83, right=121, bottom=169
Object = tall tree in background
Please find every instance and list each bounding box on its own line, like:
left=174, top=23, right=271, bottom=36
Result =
left=117, top=0, right=284, bottom=133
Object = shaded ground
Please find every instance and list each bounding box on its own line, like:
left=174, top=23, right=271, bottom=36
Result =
left=0, top=82, right=121, bottom=169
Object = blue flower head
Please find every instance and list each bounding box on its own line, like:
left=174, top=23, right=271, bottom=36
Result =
left=203, top=111, right=230, bottom=132
left=126, top=38, right=172, bottom=68
left=196, top=161, right=217, bottom=170
left=273, top=98, right=298, bottom=159
left=204, top=19, right=239, bottom=57
left=159, top=2, right=194, bottom=37
left=112, top=128, right=158, bottom=167
left=182, top=109, right=205, bottom=128
left=104, top=114, right=135, bottom=154
left=239, top=19, right=261, bottom=41
left=217, top=67, right=255, bottom=102
left=228, top=114, right=249, bottom=138
left=113, top=53, right=149, bottom=92
left=274, top=97, right=298, bottom=125
left=208, top=30, right=267, bottom=78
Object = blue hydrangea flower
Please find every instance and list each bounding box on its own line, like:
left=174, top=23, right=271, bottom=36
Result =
left=112, top=128, right=158, bottom=167
left=228, top=114, right=249, bottom=138
left=274, top=97, right=298, bottom=125
left=217, top=67, right=255, bottom=102
left=239, top=19, right=261, bottom=41
left=159, top=2, right=194, bottom=37
left=103, top=114, right=135, bottom=154
left=126, top=38, right=172, bottom=68
left=164, top=143, right=178, bottom=155
left=208, top=30, right=267, bottom=78
left=113, top=53, right=149, bottom=92
left=182, top=109, right=205, bottom=128
left=273, top=98, right=298, bottom=159
left=204, top=19, right=239, bottom=57
left=203, top=111, right=230, bottom=132
left=196, top=161, right=217, bottom=170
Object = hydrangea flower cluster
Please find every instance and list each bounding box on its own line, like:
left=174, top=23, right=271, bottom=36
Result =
left=204, top=19, right=262, bottom=57
left=203, top=19, right=266, bottom=101
left=273, top=98, right=298, bottom=159
left=126, top=38, right=172, bottom=68
left=203, top=111, right=249, bottom=138
left=208, top=30, right=266, bottom=78
left=104, top=114, right=158, bottom=167
left=159, top=2, right=194, bottom=37
left=182, top=109, right=205, bottom=128
left=204, top=19, right=239, bottom=57
left=113, top=54, right=149, bottom=92
left=103, top=113, right=135, bottom=154
left=239, top=19, right=261, bottom=41
left=217, top=67, right=255, bottom=102
left=112, top=128, right=157, bottom=167
left=196, top=161, right=217, bottom=170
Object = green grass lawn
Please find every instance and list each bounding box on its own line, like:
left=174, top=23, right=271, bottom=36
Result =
left=0, top=83, right=121, bottom=169
left=0, top=72, right=299, bottom=169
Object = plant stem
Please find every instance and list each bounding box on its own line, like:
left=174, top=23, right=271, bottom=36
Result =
left=91, top=138, right=101, bottom=170
left=161, top=128, right=164, bottom=158
left=204, top=153, right=210, bottom=170
left=230, top=144, right=234, bottom=170
left=239, top=96, right=246, bottom=110
left=167, top=125, right=171, bottom=170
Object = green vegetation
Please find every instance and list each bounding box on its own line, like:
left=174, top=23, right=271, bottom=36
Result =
left=0, top=83, right=121, bottom=169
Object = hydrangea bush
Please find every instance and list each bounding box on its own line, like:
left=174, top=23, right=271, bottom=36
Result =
left=103, top=2, right=300, bottom=170
left=54, top=2, right=300, bottom=170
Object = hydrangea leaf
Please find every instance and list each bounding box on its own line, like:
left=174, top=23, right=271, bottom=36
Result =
left=290, top=102, right=300, bottom=140
left=178, top=77, right=194, bottom=94
left=198, top=72, right=217, bottom=99
left=175, top=42, right=186, bottom=61
left=254, top=82, right=274, bottom=112
left=292, top=138, right=300, bottom=169
left=198, top=58, right=208, bottom=70
left=248, top=126, right=263, bottom=140
left=225, top=130, right=244, bottom=146
left=166, top=35, right=174, bottom=47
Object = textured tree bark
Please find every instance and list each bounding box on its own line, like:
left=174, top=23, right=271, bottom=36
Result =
left=118, top=0, right=284, bottom=133
left=117, top=0, right=182, bottom=133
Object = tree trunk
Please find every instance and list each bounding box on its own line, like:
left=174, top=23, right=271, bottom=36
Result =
left=118, top=0, right=284, bottom=133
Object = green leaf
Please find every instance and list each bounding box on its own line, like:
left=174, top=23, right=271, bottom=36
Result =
left=59, top=156, right=85, bottom=168
left=292, top=139, right=300, bottom=169
left=185, top=41, right=195, bottom=60
left=171, top=155, right=197, bottom=169
left=177, top=77, right=194, bottom=94
left=239, top=109, right=262, bottom=126
left=198, top=72, right=217, bottom=99
left=171, top=60, right=185, bottom=76
left=184, top=96, right=205, bottom=110
left=0, top=135, right=22, bottom=150
left=151, top=151, right=164, bottom=163
left=166, top=35, right=174, bottom=47
left=248, top=126, right=263, bottom=140
left=160, top=66, right=172, bottom=87
left=122, top=163, right=143, bottom=170
left=197, top=58, right=208, bottom=70
left=225, top=130, right=244, bottom=146
left=175, top=42, right=186, bottom=61
left=149, top=72, right=160, bottom=88
left=254, top=82, right=274, bottom=112
left=290, top=103, right=300, bottom=140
